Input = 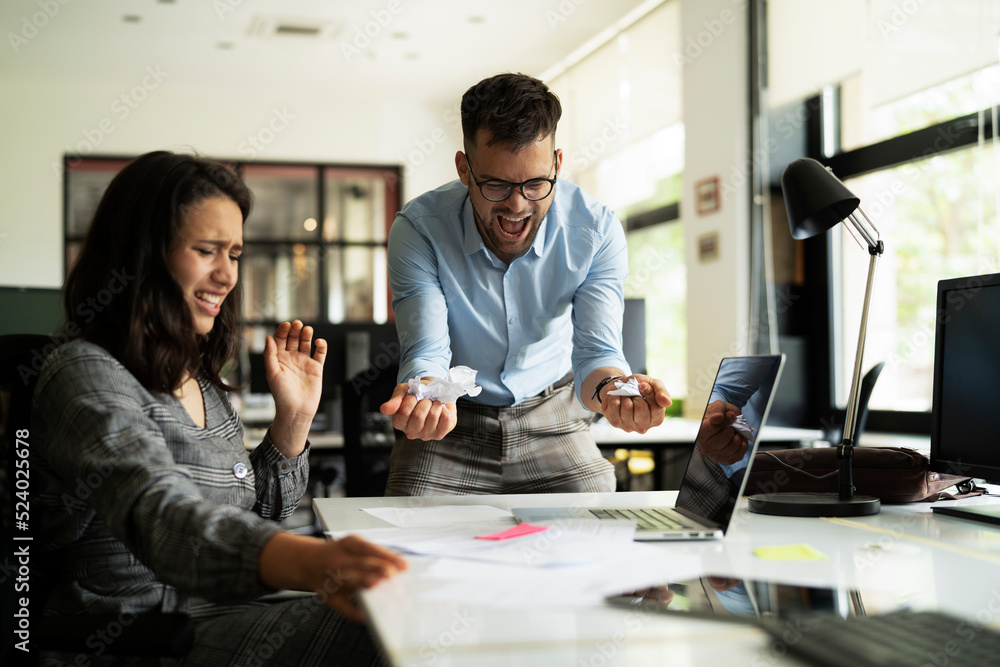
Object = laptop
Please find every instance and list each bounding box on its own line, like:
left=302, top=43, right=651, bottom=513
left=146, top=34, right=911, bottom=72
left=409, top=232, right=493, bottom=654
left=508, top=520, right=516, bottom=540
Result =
left=512, top=354, right=785, bottom=541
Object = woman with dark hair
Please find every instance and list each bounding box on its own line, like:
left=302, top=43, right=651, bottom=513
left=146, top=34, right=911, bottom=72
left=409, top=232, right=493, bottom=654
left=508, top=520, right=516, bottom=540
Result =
left=33, top=151, right=406, bottom=666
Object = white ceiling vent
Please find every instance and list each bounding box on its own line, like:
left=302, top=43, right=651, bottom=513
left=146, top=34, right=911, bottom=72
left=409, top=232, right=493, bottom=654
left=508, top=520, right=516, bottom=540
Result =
left=247, top=16, right=344, bottom=40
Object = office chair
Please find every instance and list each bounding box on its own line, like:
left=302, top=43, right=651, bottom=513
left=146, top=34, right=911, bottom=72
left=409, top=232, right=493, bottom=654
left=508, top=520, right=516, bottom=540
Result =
left=342, top=363, right=399, bottom=497
left=0, top=334, right=194, bottom=664
left=820, top=361, right=885, bottom=446
left=854, top=361, right=885, bottom=443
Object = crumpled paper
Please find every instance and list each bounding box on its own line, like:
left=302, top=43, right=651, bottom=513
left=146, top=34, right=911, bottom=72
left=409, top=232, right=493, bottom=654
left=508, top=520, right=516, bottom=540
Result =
left=731, top=414, right=756, bottom=439
left=407, top=366, right=483, bottom=403
left=607, top=377, right=642, bottom=396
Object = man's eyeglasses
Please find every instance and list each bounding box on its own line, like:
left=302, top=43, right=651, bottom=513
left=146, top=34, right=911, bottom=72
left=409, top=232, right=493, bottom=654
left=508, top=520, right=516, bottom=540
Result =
left=465, top=154, right=557, bottom=202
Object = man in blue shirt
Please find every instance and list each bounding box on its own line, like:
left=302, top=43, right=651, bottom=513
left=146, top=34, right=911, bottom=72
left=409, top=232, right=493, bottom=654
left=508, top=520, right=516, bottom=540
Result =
left=380, top=73, right=673, bottom=495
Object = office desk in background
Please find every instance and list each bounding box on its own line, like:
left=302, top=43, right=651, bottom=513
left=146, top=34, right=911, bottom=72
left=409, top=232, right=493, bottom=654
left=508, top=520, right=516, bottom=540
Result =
left=591, top=418, right=824, bottom=490
left=247, top=419, right=824, bottom=494
left=254, top=417, right=896, bottom=497
left=315, top=490, right=1000, bottom=667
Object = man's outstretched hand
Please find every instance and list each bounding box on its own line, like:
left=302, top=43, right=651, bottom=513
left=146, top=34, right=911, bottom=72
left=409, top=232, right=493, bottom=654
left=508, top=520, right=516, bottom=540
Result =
left=380, top=382, right=457, bottom=441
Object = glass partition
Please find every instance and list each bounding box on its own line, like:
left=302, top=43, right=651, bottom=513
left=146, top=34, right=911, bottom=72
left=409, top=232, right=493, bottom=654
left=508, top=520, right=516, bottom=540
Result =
left=242, top=164, right=319, bottom=242
left=65, top=156, right=402, bottom=353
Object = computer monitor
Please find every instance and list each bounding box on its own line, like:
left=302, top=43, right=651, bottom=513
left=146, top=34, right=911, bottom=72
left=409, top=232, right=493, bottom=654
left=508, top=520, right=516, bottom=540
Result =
left=241, top=322, right=400, bottom=400
left=929, top=272, right=1000, bottom=483
left=312, top=322, right=399, bottom=497
left=245, top=352, right=270, bottom=395
left=309, top=322, right=400, bottom=398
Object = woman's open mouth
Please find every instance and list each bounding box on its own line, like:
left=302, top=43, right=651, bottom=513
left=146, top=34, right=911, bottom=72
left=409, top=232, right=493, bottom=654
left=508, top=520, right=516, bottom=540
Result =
left=195, top=291, right=223, bottom=315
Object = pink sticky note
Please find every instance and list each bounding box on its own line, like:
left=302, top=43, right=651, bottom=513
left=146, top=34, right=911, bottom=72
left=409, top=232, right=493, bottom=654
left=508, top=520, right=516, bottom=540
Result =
left=475, top=524, right=549, bottom=540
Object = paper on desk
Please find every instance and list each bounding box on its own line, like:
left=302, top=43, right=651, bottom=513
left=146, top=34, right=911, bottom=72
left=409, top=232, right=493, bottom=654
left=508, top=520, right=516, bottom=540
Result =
left=418, top=549, right=704, bottom=608
left=360, top=505, right=512, bottom=528
left=336, top=518, right=638, bottom=567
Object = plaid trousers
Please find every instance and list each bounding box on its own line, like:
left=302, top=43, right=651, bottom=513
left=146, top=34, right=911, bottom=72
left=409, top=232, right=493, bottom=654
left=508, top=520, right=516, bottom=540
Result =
left=385, top=377, right=616, bottom=495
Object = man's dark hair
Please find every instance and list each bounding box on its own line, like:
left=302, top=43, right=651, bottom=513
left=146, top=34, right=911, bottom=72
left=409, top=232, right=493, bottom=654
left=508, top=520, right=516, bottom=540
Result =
left=63, top=150, right=252, bottom=394
left=461, top=73, right=562, bottom=152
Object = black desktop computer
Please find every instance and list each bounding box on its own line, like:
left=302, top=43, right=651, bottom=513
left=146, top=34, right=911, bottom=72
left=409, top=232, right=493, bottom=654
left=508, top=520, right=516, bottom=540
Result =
left=241, top=322, right=400, bottom=497
left=929, top=272, right=1000, bottom=526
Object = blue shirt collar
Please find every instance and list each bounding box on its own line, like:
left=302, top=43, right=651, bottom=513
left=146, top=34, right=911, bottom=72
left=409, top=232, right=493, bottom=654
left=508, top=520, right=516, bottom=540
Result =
left=461, top=191, right=550, bottom=262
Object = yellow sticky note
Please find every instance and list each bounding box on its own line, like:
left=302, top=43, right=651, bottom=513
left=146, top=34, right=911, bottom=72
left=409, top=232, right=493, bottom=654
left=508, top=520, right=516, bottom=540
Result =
left=754, top=544, right=827, bottom=561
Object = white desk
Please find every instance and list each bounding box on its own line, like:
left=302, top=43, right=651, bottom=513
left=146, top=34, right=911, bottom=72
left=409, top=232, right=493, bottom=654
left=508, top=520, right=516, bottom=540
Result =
left=315, top=490, right=1000, bottom=666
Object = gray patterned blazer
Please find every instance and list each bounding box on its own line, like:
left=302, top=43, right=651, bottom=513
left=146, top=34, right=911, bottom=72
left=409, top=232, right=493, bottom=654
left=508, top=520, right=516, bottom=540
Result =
left=32, top=339, right=310, bottom=616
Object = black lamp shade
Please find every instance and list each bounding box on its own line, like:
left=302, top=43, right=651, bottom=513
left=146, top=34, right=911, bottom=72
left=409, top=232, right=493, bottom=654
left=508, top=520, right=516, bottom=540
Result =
left=781, top=158, right=860, bottom=240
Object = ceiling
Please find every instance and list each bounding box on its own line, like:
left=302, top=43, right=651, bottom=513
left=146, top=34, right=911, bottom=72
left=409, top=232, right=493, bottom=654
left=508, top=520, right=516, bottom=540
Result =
left=1, top=0, right=661, bottom=107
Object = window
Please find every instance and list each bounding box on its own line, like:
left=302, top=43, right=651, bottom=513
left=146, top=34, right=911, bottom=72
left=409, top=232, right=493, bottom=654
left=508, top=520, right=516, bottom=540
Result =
left=625, top=220, right=686, bottom=397
left=240, top=164, right=322, bottom=323
left=547, top=0, right=685, bottom=399
left=611, top=124, right=686, bottom=400
left=842, top=65, right=1000, bottom=153
left=766, top=0, right=1000, bottom=430
left=837, top=136, right=999, bottom=413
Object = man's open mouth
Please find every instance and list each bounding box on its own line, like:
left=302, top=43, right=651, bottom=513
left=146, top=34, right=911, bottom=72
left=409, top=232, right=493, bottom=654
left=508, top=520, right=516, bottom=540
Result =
left=498, top=214, right=528, bottom=238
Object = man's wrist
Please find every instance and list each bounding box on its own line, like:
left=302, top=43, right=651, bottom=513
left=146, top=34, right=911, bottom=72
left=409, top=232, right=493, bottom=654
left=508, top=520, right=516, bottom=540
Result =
left=591, top=375, right=624, bottom=402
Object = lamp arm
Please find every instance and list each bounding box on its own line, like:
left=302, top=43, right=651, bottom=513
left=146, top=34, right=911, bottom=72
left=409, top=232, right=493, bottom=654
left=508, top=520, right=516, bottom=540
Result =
left=846, top=209, right=879, bottom=249
left=838, top=236, right=883, bottom=500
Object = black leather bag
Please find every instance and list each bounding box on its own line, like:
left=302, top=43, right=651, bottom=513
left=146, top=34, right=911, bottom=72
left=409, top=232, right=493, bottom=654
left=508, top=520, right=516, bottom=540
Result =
left=746, top=446, right=984, bottom=504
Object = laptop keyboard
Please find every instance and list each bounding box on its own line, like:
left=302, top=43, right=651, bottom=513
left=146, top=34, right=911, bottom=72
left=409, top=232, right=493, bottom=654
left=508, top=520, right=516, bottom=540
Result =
left=588, top=508, right=689, bottom=531
left=759, top=610, right=1000, bottom=667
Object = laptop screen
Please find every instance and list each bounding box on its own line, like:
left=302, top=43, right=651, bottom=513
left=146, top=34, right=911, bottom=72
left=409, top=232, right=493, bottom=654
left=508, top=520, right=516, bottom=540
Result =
left=675, top=355, right=785, bottom=529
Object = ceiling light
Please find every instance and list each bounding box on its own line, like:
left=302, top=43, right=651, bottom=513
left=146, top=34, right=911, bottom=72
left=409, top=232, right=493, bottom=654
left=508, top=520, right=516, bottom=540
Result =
left=247, top=16, right=343, bottom=40
left=275, top=24, right=322, bottom=37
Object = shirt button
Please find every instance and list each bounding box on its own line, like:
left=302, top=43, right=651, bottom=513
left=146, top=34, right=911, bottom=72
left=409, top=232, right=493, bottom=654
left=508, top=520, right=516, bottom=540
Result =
left=508, top=316, right=518, bottom=325
left=281, top=463, right=289, bottom=470
left=233, top=462, right=248, bottom=479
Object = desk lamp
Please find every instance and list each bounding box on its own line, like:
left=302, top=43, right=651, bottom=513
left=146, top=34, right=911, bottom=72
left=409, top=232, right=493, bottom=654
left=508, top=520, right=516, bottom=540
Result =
left=748, top=157, right=883, bottom=517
